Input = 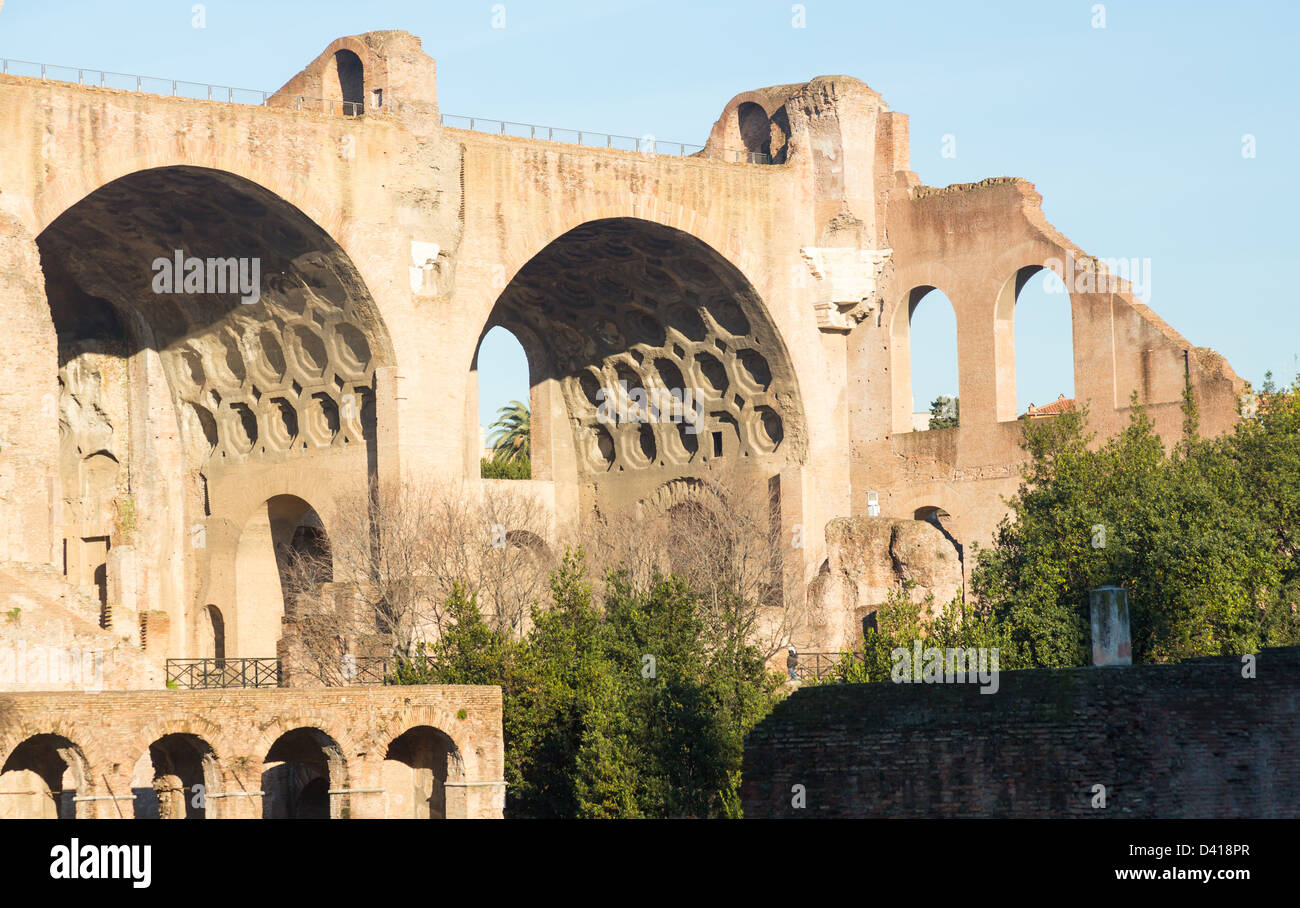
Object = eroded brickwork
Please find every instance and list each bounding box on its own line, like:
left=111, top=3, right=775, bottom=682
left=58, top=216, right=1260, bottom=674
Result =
left=0, top=686, right=505, bottom=819
left=741, top=646, right=1300, bottom=818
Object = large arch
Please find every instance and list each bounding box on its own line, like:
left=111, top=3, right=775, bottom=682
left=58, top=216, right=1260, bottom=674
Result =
left=469, top=218, right=806, bottom=504
left=34, top=165, right=393, bottom=657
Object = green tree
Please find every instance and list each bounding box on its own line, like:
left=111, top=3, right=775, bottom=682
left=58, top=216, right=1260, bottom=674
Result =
left=395, top=547, right=785, bottom=818
left=488, top=400, right=530, bottom=462
left=929, top=395, right=959, bottom=429
left=480, top=454, right=531, bottom=479
left=971, top=386, right=1300, bottom=667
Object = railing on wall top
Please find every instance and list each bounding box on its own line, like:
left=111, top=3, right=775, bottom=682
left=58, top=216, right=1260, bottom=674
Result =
left=789, top=651, right=862, bottom=682
left=0, top=56, right=771, bottom=161
left=0, top=57, right=363, bottom=116
left=166, top=658, right=282, bottom=690
left=438, top=114, right=771, bottom=163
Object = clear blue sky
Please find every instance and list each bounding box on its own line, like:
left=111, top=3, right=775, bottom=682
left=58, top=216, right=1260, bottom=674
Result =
left=3, top=0, right=1295, bottom=425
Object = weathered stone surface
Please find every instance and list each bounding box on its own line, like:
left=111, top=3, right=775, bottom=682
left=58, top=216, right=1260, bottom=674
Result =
left=0, top=31, right=1244, bottom=699
left=804, top=516, right=963, bottom=652
left=0, top=686, right=504, bottom=818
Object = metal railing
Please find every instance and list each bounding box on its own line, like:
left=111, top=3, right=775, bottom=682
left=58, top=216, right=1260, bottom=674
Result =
left=789, top=651, right=861, bottom=682
left=0, top=57, right=363, bottom=117
left=0, top=55, right=770, bottom=161
left=439, top=114, right=771, bottom=163
left=166, top=657, right=281, bottom=689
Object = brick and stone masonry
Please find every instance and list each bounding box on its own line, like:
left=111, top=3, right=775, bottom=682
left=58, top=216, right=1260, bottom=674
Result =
left=0, top=685, right=505, bottom=818
left=741, top=646, right=1300, bottom=818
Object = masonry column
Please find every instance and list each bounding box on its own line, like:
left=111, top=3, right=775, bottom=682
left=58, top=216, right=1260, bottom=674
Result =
left=0, top=214, right=59, bottom=567
left=953, top=285, right=1000, bottom=428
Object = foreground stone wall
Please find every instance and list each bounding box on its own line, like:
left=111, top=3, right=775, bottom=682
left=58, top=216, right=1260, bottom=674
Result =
left=742, top=646, right=1300, bottom=818
left=0, top=686, right=504, bottom=818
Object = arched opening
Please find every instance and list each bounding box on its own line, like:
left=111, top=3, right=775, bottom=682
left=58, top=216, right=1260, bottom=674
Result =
left=199, top=605, right=225, bottom=660
left=262, top=727, right=345, bottom=819
left=480, top=218, right=805, bottom=494
left=473, top=326, right=532, bottom=478
left=892, top=287, right=960, bottom=432
left=382, top=726, right=460, bottom=818
left=995, top=265, right=1075, bottom=421
left=0, top=735, right=88, bottom=819
left=36, top=165, right=393, bottom=655
left=735, top=102, right=789, bottom=164
left=333, top=50, right=365, bottom=114
left=738, top=101, right=771, bottom=160
left=131, top=733, right=217, bottom=819
left=234, top=495, right=331, bottom=658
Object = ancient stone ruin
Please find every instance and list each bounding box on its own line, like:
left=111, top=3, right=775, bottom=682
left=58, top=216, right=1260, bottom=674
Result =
left=0, top=31, right=1245, bottom=817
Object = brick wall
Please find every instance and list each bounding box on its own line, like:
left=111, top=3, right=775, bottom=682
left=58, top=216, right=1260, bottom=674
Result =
left=742, top=646, right=1300, bottom=818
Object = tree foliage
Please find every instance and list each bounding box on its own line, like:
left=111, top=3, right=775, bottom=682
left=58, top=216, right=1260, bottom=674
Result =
left=480, top=454, right=532, bottom=479
left=928, top=395, right=959, bottom=429
left=488, top=400, right=530, bottom=462
left=971, top=379, right=1300, bottom=667
left=391, top=548, right=784, bottom=818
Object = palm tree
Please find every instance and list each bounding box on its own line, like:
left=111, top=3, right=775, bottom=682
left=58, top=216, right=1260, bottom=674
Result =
left=488, top=400, right=530, bottom=462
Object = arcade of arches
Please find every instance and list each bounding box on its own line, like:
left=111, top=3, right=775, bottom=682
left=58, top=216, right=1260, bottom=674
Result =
left=0, top=688, right=504, bottom=819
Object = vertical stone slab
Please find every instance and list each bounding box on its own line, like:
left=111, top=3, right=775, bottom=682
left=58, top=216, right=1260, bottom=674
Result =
left=1089, top=585, right=1132, bottom=667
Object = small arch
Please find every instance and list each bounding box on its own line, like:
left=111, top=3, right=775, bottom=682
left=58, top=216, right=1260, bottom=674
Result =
left=262, top=727, right=346, bottom=819
left=474, top=326, right=533, bottom=477
left=0, top=734, right=89, bottom=819
left=333, top=50, right=365, bottom=114
left=995, top=264, right=1075, bottom=421
left=913, top=505, right=964, bottom=570
left=199, top=605, right=225, bottom=660
left=891, top=287, right=960, bottom=432
left=131, top=733, right=218, bottom=819
left=737, top=102, right=772, bottom=159
left=234, top=495, right=331, bottom=658
left=382, top=726, right=462, bottom=819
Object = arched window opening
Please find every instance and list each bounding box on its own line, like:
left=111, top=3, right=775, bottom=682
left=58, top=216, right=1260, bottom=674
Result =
left=899, top=288, right=960, bottom=432
left=382, top=726, right=459, bottom=818
left=199, top=604, right=225, bottom=660
left=333, top=50, right=364, bottom=115
left=234, top=495, right=330, bottom=658
left=475, top=326, right=532, bottom=479
left=738, top=102, right=772, bottom=159
left=0, top=735, right=88, bottom=819
left=1001, top=266, right=1075, bottom=419
left=262, top=728, right=344, bottom=819
left=736, top=102, right=788, bottom=163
